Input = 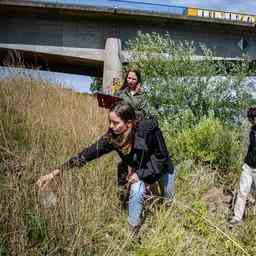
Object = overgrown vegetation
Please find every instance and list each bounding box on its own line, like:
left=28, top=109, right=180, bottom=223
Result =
left=127, top=32, right=256, bottom=124
left=127, top=32, right=256, bottom=181
left=1, top=34, right=256, bottom=255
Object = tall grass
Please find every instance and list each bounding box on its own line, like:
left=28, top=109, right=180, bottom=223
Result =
left=1, top=75, right=256, bottom=255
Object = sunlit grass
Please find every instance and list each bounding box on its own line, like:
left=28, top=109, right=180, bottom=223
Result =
left=0, top=75, right=256, bottom=255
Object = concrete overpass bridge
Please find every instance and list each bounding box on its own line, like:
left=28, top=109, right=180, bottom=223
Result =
left=1, top=0, right=256, bottom=90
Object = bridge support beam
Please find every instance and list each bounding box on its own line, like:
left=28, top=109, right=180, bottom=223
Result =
left=103, top=38, right=123, bottom=93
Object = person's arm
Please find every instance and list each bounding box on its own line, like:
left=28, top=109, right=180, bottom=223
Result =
left=138, top=97, right=152, bottom=119
left=131, top=120, right=154, bottom=180
left=151, top=126, right=174, bottom=174
left=61, top=135, right=114, bottom=169
left=133, top=121, right=173, bottom=180
left=37, top=134, right=114, bottom=190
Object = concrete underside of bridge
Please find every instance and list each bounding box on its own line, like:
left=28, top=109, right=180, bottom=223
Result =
left=1, top=1, right=256, bottom=90
left=0, top=44, right=104, bottom=77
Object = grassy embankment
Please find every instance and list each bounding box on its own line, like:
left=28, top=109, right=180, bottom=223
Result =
left=0, top=76, right=256, bottom=256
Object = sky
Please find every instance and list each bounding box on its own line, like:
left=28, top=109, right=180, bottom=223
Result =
left=1, top=0, right=256, bottom=93
left=39, top=0, right=256, bottom=15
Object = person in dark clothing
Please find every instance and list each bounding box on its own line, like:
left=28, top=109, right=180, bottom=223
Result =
left=115, top=69, right=176, bottom=196
left=115, top=68, right=152, bottom=121
left=37, top=102, right=175, bottom=234
left=115, top=68, right=153, bottom=190
left=229, top=106, right=256, bottom=228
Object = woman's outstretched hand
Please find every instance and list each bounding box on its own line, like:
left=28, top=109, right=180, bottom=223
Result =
left=36, top=169, right=61, bottom=191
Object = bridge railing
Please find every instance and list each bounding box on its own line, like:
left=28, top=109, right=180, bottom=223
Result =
left=17, top=1, right=256, bottom=25
left=36, top=0, right=187, bottom=15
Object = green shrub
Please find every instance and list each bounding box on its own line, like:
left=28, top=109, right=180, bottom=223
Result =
left=127, top=32, right=256, bottom=124
left=164, top=116, right=241, bottom=171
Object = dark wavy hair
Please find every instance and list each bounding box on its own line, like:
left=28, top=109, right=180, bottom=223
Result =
left=247, top=106, right=256, bottom=120
left=110, top=101, right=136, bottom=122
left=120, top=68, right=142, bottom=90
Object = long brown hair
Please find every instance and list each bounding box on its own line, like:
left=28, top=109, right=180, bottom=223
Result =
left=120, top=68, right=142, bottom=91
left=108, top=102, right=136, bottom=151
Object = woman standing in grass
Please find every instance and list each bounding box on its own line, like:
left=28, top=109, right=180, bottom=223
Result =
left=37, top=102, right=175, bottom=236
left=115, top=68, right=152, bottom=121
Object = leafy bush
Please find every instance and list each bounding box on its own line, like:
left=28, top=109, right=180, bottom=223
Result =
left=164, top=116, right=241, bottom=171
left=127, top=32, right=256, bottom=124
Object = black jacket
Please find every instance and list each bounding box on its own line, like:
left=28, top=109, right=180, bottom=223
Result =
left=244, top=126, right=256, bottom=168
left=62, top=119, right=174, bottom=184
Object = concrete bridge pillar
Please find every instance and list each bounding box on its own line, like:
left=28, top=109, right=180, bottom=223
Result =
left=103, top=38, right=123, bottom=93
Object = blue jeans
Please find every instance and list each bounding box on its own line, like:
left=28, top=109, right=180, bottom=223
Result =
left=128, top=170, right=176, bottom=227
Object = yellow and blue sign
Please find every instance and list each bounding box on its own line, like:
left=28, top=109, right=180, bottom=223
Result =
left=187, top=7, right=255, bottom=24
